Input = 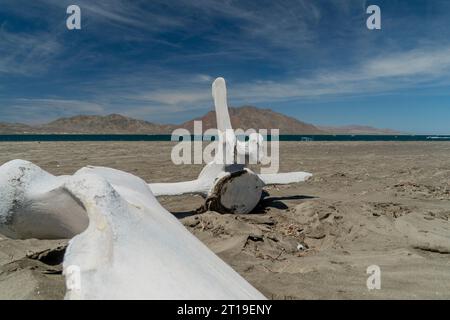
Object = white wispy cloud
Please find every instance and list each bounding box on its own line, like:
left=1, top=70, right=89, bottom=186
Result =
left=233, top=46, right=450, bottom=101
left=38, top=0, right=184, bottom=34
left=364, top=47, right=450, bottom=79
left=2, top=47, right=449, bottom=124
left=120, top=45, right=450, bottom=109
left=0, top=27, right=62, bottom=75
left=138, top=91, right=211, bottom=106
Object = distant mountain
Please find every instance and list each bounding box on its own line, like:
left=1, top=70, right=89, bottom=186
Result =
left=40, top=114, right=173, bottom=134
left=181, top=106, right=325, bottom=134
left=0, top=106, right=401, bottom=135
left=0, top=114, right=173, bottom=134
left=0, top=122, right=36, bottom=134
left=318, top=125, right=403, bottom=135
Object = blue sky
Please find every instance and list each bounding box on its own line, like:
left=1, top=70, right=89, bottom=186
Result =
left=0, top=0, right=449, bottom=134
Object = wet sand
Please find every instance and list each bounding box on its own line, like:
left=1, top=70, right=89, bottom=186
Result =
left=0, top=141, right=449, bottom=299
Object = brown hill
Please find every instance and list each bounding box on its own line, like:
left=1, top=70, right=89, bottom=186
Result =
left=40, top=114, right=173, bottom=134
left=0, top=107, right=401, bottom=135
left=0, top=123, right=38, bottom=134
left=181, top=106, right=324, bottom=134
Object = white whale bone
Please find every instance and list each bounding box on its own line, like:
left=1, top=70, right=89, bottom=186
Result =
left=236, top=132, right=265, bottom=164
left=212, top=77, right=233, bottom=132
left=149, top=78, right=244, bottom=197
left=0, top=160, right=266, bottom=300
left=150, top=162, right=225, bottom=197
left=0, top=160, right=88, bottom=239
left=148, top=77, right=312, bottom=200
left=208, top=168, right=265, bottom=214
left=146, top=179, right=207, bottom=197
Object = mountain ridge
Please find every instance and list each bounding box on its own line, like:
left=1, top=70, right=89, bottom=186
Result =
left=181, top=106, right=325, bottom=134
left=0, top=106, right=402, bottom=135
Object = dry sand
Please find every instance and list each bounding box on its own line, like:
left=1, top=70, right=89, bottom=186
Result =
left=0, top=141, right=449, bottom=299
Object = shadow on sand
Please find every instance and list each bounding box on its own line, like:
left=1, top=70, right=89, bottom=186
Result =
left=171, top=193, right=317, bottom=218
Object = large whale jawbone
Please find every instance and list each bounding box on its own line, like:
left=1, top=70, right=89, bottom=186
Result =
left=63, top=167, right=266, bottom=300
left=0, top=160, right=266, bottom=300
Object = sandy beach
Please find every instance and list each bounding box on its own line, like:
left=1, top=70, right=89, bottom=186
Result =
left=0, top=141, right=449, bottom=299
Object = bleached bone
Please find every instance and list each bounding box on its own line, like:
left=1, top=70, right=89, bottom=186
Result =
left=212, top=77, right=233, bottom=132
left=259, top=172, right=313, bottom=185
left=149, top=77, right=312, bottom=213
left=0, top=160, right=265, bottom=300
left=0, top=160, right=88, bottom=239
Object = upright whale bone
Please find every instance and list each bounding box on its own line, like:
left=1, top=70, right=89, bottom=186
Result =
left=0, top=160, right=265, bottom=300
left=149, top=77, right=312, bottom=214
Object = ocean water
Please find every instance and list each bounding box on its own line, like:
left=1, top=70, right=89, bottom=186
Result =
left=0, top=134, right=449, bottom=142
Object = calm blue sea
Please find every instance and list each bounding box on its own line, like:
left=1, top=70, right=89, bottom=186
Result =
left=0, top=134, right=449, bottom=142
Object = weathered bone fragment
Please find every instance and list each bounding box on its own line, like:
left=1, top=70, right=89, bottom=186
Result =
left=149, top=77, right=312, bottom=214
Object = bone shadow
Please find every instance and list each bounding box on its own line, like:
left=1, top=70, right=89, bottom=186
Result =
left=172, top=194, right=317, bottom=218
left=253, top=194, right=317, bottom=213
left=172, top=211, right=200, bottom=219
